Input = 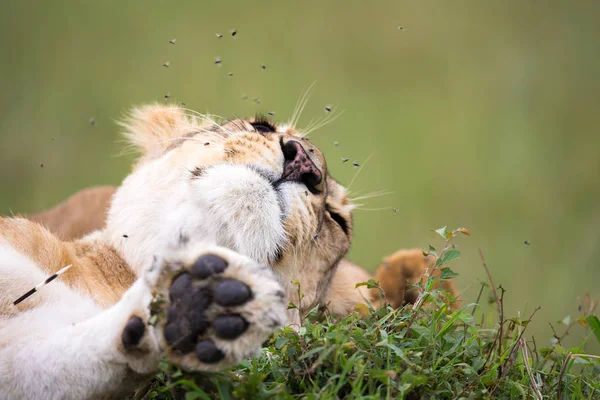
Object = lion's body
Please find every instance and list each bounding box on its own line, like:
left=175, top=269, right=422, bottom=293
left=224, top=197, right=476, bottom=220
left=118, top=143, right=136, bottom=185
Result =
left=0, top=218, right=135, bottom=317
left=0, top=104, right=456, bottom=399
left=27, top=186, right=116, bottom=241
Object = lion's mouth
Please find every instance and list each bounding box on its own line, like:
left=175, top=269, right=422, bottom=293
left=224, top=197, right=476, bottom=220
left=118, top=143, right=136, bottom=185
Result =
left=251, top=169, right=287, bottom=215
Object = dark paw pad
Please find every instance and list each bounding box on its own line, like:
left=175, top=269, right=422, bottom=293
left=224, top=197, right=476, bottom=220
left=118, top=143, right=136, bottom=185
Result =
left=195, top=339, right=225, bottom=363
left=169, top=273, right=192, bottom=301
left=192, top=254, right=228, bottom=279
left=214, top=314, right=249, bottom=339
left=214, top=279, right=252, bottom=306
left=165, top=274, right=210, bottom=353
left=122, top=316, right=146, bottom=350
left=164, top=323, right=196, bottom=353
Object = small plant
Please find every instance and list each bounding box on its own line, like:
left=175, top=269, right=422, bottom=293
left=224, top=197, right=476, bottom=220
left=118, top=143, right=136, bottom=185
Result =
left=132, top=228, right=600, bottom=399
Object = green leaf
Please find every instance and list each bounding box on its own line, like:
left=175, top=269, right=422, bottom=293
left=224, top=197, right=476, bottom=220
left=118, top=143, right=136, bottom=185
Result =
left=171, top=379, right=200, bottom=390
left=214, top=380, right=233, bottom=400
left=436, top=311, right=465, bottom=339
left=299, top=346, right=325, bottom=360
left=400, top=369, right=428, bottom=386
left=434, top=226, right=451, bottom=239
left=379, top=329, right=389, bottom=341
left=457, top=311, right=474, bottom=324
left=480, top=366, right=498, bottom=386
left=171, top=368, right=182, bottom=378
left=425, top=275, right=437, bottom=291
left=424, top=245, right=437, bottom=257
left=572, top=356, right=596, bottom=366
left=355, top=279, right=380, bottom=289
left=553, top=344, right=568, bottom=355
left=509, top=317, right=529, bottom=327
left=385, top=343, right=416, bottom=367
left=440, top=249, right=461, bottom=264
left=171, top=379, right=211, bottom=400
left=539, top=348, right=554, bottom=357
left=185, top=392, right=211, bottom=400
left=411, top=324, right=433, bottom=341
left=275, top=336, right=289, bottom=349
left=440, top=267, right=459, bottom=280
left=371, top=369, right=394, bottom=385
left=586, top=315, right=600, bottom=346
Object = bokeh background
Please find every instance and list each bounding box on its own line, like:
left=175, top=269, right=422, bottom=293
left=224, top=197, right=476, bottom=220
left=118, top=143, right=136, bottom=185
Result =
left=1, top=1, right=599, bottom=351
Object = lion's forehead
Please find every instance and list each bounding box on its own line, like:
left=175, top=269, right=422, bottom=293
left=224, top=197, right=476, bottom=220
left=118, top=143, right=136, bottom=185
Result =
left=164, top=117, right=331, bottom=179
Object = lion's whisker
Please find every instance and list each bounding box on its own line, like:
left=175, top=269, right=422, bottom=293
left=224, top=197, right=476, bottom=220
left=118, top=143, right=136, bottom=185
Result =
left=302, top=109, right=344, bottom=137
left=347, top=152, right=374, bottom=190
left=290, top=82, right=317, bottom=129
left=349, top=190, right=394, bottom=202
left=353, top=206, right=394, bottom=212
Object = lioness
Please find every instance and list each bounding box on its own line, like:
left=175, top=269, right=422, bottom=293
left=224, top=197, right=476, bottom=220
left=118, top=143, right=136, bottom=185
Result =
left=0, top=105, right=455, bottom=399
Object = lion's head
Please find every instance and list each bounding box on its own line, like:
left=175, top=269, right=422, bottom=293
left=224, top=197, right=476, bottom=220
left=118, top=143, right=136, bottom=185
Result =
left=104, top=104, right=353, bottom=321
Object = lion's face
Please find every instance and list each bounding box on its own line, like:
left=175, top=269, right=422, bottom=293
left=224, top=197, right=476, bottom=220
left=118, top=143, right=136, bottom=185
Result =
left=106, top=105, right=353, bottom=317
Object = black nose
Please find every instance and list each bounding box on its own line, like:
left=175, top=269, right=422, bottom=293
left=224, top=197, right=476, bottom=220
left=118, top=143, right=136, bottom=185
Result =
left=279, top=140, right=322, bottom=190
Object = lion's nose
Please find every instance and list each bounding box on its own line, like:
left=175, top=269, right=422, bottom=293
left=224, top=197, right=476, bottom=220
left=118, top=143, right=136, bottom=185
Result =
left=279, top=140, right=322, bottom=188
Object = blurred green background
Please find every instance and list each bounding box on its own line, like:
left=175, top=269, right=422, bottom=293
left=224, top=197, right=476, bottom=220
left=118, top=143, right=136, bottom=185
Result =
left=1, top=1, right=599, bottom=350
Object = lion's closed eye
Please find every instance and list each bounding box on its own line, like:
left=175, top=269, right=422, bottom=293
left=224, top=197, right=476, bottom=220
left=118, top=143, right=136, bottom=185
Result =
left=249, top=120, right=276, bottom=134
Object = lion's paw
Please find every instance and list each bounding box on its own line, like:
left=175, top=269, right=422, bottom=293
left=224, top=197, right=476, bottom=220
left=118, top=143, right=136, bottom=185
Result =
left=148, top=247, right=287, bottom=371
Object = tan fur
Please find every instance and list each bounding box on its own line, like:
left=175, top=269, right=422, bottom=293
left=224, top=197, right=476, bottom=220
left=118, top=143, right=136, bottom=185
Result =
left=0, top=217, right=135, bottom=314
left=325, top=259, right=373, bottom=316
left=121, top=105, right=192, bottom=158
left=26, top=185, right=116, bottom=240
left=373, top=249, right=459, bottom=309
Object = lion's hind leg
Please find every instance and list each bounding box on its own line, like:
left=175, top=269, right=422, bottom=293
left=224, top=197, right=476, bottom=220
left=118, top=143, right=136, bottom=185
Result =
left=325, top=259, right=378, bottom=317
left=374, top=249, right=459, bottom=309
left=325, top=250, right=460, bottom=319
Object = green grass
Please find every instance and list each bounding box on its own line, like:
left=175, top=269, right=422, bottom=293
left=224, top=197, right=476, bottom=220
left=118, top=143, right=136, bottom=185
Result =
left=132, top=229, right=600, bottom=399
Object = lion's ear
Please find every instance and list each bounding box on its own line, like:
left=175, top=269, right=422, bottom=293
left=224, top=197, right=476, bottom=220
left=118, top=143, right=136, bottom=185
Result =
left=120, top=104, right=189, bottom=157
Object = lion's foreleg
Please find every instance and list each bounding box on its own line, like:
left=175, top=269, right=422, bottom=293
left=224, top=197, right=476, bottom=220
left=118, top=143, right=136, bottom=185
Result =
left=0, top=276, right=160, bottom=400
